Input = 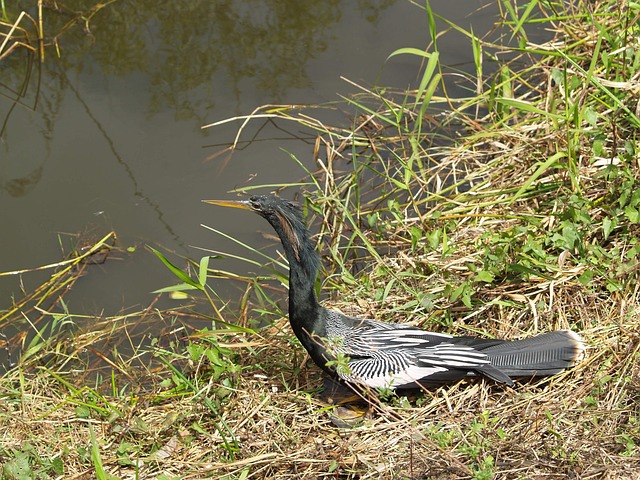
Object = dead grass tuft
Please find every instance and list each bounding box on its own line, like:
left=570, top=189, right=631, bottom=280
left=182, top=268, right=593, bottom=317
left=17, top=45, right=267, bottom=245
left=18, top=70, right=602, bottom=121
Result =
left=2, top=298, right=639, bottom=478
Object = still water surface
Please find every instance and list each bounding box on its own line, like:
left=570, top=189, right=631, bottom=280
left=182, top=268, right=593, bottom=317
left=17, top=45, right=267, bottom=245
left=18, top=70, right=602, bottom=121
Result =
left=1, top=1, right=505, bottom=317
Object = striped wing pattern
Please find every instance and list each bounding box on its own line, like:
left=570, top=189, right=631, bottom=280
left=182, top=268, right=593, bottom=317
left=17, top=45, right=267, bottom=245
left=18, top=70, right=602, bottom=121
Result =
left=323, top=312, right=491, bottom=388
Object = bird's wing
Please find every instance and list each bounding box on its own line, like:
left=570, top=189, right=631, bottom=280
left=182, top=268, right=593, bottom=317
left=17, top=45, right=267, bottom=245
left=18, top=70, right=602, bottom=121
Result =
left=340, top=350, right=450, bottom=388
left=322, top=312, right=512, bottom=387
left=354, top=319, right=489, bottom=362
left=326, top=317, right=492, bottom=369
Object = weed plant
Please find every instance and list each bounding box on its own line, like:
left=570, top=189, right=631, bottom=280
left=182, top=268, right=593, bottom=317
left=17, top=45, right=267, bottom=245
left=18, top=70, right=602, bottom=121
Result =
left=2, top=0, right=640, bottom=478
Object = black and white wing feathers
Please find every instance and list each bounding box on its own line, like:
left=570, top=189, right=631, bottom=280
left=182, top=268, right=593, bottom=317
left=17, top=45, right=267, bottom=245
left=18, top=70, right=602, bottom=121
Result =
left=322, top=311, right=508, bottom=388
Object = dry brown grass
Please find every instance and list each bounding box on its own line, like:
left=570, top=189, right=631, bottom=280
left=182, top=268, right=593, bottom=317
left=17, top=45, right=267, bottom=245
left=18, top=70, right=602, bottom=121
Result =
left=1, top=204, right=639, bottom=479
left=1, top=294, right=639, bottom=479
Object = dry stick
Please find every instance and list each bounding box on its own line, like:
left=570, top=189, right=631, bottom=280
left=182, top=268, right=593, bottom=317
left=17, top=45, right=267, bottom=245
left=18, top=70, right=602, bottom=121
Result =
left=0, top=10, right=26, bottom=54
left=37, top=0, right=44, bottom=62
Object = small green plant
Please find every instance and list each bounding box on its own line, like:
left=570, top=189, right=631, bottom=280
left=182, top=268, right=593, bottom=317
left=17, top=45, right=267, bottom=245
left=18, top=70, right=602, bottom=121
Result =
left=324, top=351, right=352, bottom=378
left=424, top=411, right=500, bottom=478
left=1, top=443, right=65, bottom=479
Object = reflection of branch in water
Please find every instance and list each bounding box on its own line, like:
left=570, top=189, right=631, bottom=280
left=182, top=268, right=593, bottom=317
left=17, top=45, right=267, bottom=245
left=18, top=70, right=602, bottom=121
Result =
left=0, top=17, right=41, bottom=138
left=4, top=165, right=43, bottom=197
left=203, top=117, right=318, bottom=176
left=204, top=117, right=318, bottom=152
left=0, top=29, right=45, bottom=197
left=63, top=73, right=184, bottom=249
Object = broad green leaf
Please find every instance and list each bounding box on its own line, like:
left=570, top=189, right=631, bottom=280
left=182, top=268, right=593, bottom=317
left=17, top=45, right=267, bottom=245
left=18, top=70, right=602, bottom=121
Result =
left=497, top=98, right=563, bottom=120
left=475, top=270, right=495, bottom=283
left=624, top=206, right=639, bottom=223
left=602, top=217, right=615, bottom=240
left=199, top=255, right=210, bottom=287
left=149, top=246, right=203, bottom=291
left=510, top=152, right=566, bottom=205
left=153, top=283, right=199, bottom=294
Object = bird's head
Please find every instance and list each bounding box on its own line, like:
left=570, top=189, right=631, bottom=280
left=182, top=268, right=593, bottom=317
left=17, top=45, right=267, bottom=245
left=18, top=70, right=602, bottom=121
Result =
left=204, top=194, right=308, bottom=262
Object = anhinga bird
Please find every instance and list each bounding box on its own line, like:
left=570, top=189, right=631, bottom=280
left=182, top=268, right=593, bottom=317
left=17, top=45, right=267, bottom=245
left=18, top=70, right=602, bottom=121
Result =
left=205, top=194, right=584, bottom=390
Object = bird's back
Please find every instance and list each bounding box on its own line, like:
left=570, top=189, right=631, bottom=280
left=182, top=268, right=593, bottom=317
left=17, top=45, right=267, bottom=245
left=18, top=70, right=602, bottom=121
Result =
left=317, top=308, right=583, bottom=389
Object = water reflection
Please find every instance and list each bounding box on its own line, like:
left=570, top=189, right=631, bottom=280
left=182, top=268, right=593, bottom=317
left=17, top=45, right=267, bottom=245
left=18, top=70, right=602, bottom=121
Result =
left=26, top=0, right=398, bottom=117
left=1, top=0, right=403, bottom=194
left=0, top=0, right=506, bottom=318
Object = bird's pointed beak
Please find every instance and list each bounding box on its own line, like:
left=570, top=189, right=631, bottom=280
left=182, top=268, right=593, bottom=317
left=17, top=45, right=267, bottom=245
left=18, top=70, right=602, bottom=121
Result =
left=203, top=199, right=252, bottom=210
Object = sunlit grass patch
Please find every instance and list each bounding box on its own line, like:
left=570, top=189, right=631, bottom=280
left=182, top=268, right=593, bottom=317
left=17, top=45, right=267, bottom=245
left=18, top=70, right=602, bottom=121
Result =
left=195, top=0, right=640, bottom=477
left=0, top=235, right=263, bottom=476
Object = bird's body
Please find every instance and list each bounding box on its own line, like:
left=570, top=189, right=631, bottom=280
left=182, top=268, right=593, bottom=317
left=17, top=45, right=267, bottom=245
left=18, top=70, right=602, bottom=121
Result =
left=206, top=195, right=584, bottom=389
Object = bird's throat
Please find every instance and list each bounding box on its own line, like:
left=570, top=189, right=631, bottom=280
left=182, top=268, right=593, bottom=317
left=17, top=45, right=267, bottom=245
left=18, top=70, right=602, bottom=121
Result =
left=287, top=258, right=325, bottom=337
left=284, top=243, right=329, bottom=364
left=263, top=205, right=329, bottom=366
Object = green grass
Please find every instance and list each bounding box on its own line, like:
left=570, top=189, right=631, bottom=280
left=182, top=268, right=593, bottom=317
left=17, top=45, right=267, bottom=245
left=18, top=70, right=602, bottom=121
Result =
left=2, top=0, right=640, bottom=478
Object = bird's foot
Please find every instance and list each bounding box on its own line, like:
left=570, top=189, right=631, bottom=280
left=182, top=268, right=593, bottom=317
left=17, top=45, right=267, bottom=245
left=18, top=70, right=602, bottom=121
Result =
left=318, top=377, right=369, bottom=428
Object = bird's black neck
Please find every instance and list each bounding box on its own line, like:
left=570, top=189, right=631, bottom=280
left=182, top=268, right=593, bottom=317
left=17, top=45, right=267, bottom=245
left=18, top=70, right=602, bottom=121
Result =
left=263, top=207, right=330, bottom=366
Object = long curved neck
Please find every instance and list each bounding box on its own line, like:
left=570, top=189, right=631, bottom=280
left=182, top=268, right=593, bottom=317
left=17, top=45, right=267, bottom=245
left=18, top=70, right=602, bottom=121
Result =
left=265, top=211, right=328, bottom=360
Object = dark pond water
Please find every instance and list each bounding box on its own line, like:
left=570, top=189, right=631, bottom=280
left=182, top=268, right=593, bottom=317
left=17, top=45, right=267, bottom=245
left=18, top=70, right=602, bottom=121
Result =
left=1, top=1, right=516, bottom=321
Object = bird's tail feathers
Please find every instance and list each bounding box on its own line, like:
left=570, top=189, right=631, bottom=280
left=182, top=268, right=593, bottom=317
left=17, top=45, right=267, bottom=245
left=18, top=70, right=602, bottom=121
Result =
left=483, top=330, right=584, bottom=379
